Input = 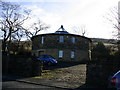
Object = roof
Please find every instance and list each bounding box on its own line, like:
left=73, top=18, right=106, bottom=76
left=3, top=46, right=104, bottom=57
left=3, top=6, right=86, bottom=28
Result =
left=55, top=25, right=69, bottom=34
left=31, top=25, right=92, bottom=42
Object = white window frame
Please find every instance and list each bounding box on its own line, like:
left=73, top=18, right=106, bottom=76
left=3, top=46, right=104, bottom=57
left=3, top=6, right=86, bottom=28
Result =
left=59, top=50, right=63, bottom=58
left=71, top=37, right=75, bottom=43
left=71, top=51, right=75, bottom=58
left=41, top=36, right=44, bottom=44
left=59, top=36, right=64, bottom=43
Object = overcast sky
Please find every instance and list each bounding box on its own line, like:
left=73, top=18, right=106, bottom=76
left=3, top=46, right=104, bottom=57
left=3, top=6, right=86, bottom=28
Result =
left=7, top=0, right=120, bottom=39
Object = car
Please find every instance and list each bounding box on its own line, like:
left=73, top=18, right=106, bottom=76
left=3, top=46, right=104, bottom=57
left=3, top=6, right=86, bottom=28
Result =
left=37, top=55, right=57, bottom=65
left=109, top=70, right=120, bottom=90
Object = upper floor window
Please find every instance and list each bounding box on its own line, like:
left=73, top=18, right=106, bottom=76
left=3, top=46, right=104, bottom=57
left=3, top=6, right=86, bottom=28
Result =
left=41, top=36, right=44, bottom=44
left=59, top=50, right=63, bottom=58
left=71, top=51, right=75, bottom=58
left=59, top=36, right=64, bottom=43
left=71, top=37, right=75, bottom=43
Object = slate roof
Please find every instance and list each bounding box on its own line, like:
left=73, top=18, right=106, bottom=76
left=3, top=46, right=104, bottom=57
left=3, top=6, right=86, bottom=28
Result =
left=31, top=25, right=92, bottom=42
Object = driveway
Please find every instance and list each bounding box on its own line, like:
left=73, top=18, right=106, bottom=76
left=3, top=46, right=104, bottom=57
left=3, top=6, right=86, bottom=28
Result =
left=36, top=62, right=87, bottom=89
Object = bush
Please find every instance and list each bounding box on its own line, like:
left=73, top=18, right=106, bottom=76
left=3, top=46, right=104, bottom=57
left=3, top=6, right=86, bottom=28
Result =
left=114, top=50, right=120, bottom=60
left=92, top=41, right=110, bottom=60
left=3, top=55, right=43, bottom=77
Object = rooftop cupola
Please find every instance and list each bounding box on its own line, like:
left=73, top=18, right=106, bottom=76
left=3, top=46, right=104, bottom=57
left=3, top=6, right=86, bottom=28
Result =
left=55, top=25, right=69, bottom=34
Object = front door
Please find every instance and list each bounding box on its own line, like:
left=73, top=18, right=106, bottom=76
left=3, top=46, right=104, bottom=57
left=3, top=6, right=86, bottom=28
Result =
left=38, top=51, right=44, bottom=56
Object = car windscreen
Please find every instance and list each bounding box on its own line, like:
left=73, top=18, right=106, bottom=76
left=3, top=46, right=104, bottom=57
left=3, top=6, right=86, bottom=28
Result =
left=48, top=55, right=55, bottom=59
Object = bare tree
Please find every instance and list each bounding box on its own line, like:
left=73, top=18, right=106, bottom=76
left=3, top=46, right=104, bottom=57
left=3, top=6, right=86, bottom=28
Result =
left=0, top=1, right=30, bottom=52
left=73, top=25, right=87, bottom=36
left=11, top=30, right=26, bottom=53
left=12, top=30, right=25, bottom=42
left=0, top=1, right=50, bottom=53
left=105, top=4, right=120, bottom=51
left=105, top=6, right=120, bottom=39
left=23, top=18, right=50, bottom=40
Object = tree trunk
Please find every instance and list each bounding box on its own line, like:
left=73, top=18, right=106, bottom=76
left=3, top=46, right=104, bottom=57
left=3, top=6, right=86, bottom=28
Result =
left=2, top=41, right=6, bottom=53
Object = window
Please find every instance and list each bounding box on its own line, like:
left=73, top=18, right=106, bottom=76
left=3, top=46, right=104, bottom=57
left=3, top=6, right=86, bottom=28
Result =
left=71, top=37, right=75, bottom=43
left=59, top=50, right=63, bottom=58
left=59, top=36, right=64, bottom=42
left=41, top=36, right=44, bottom=44
left=71, top=51, right=75, bottom=58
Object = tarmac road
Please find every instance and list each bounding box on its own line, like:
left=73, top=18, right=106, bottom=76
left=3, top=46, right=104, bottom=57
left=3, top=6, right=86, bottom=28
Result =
left=2, top=79, right=65, bottom=90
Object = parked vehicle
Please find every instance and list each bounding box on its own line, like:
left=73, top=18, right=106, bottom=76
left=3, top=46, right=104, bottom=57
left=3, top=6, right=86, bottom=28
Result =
left=109, top=70, right=120, bottom=90
left=37, top=55, right=57, bottom=65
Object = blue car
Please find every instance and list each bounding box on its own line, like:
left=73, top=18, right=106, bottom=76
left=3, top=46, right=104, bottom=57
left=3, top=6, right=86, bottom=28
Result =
left=37, top=55, right=57, bottom=65
left=109, top=70, right=120, bottom=90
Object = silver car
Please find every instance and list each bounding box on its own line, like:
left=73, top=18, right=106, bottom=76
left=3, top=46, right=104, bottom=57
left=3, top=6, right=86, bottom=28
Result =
left=109, top=70, right=120, bottom=90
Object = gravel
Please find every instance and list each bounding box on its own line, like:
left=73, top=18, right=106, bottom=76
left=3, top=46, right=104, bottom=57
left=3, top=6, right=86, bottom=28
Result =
left=39, top=64, right=87, bottom=88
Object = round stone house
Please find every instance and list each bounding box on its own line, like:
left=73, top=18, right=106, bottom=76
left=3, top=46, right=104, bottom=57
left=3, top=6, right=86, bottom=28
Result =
left=31, top=25, right=92, bottom=62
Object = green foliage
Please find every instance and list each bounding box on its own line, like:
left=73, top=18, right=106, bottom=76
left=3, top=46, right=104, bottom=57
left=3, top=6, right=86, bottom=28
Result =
left=114, top=50, right=120, bottom=60
left=92, top=41, right=110, bottom=60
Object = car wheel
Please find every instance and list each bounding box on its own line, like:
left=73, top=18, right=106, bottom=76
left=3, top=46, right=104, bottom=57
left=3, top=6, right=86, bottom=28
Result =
left=48, top=62, right=52, bottom=66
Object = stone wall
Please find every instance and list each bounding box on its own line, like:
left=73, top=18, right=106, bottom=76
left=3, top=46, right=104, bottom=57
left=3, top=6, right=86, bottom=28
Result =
left=86, top=60, right=120, bottom=87
left=32, top=34, right=91, bottom=62
left=33, top=34, right=90, bottom=50
left=36, top=49, right=90, bottom=62
left=2, top=54, right=43, bottom=77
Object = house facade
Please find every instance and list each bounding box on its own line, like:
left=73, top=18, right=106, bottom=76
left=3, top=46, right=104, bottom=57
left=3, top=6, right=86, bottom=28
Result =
left=31, top=25, right=92, bottom=62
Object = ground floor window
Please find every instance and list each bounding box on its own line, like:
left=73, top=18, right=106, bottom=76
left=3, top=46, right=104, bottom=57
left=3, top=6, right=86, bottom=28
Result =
left=71, top=51, right=75, bottom=58
left=59, top=50, right=63, bottom=58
